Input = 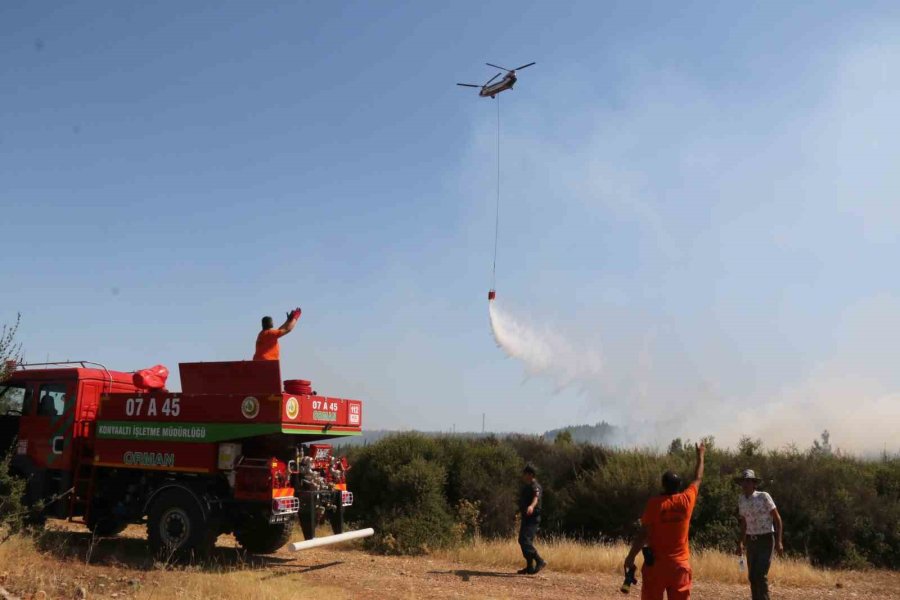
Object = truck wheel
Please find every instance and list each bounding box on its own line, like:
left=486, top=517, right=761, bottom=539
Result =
left=147, top=488, right=215, bottom=561
left=235, top=515, right=294, bottom=554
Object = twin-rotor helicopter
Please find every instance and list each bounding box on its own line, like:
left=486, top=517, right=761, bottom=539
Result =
left=457, top=61, right=536, bottom=98
left=457, top=60, right=536, bottom=303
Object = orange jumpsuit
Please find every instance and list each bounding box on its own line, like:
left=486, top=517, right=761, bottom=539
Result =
left=639, top=483, right=698, bottom=600
left=253, top=328, right=285, bottom=361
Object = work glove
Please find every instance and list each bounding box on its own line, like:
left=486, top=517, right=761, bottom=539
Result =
left=289, top=307, right=302, bottom=321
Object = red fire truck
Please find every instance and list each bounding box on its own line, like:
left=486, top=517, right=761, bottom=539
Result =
left=0, top=359, right=363, bottom=558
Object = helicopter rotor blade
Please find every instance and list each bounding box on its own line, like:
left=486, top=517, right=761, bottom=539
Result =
left=513, top=62, right=536, bottom=71
left=483, top=72, right=502, bottom=86
left=457, top=83, right=481, bottom=88
left=486, top=62, right=510, bottom=71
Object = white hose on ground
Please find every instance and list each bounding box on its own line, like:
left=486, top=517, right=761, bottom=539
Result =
left=288, top=527, right=375, bottom=552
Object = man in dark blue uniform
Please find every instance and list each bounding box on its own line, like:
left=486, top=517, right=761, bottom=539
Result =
left=518, top=464, right=547, bottom=574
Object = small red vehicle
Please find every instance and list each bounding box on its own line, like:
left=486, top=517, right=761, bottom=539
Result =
left=0, top=359, right=363, bottom=558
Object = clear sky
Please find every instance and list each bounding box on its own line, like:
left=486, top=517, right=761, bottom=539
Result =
left=2, top=1, right=899, bottom=450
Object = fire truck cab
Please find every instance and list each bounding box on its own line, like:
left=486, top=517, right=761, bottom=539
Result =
left=0, top=362, right=137, bottom=515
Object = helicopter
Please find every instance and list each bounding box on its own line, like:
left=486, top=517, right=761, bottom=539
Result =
left=457, top=62, right=536, bottom=98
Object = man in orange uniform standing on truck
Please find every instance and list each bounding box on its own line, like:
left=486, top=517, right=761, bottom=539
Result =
left=254, top=308, right=301, bottom=360
left=624, top=442, right=706, bottom=600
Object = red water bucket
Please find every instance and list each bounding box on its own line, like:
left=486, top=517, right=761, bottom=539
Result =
left=284, top=379, right=313, bottom=395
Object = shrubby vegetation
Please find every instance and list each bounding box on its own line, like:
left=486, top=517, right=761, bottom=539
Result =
left=0, top=314, right=21, bottom=414
left=0, top=447, right=28, bottom=537
left=345, top=432, right=900, bottom=568
left=0, top=314, right=27, bottom=537
left=346, top=434, right=520, bottom=553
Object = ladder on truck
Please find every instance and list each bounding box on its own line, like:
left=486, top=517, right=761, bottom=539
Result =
left=68, top=420, right=98, bottom=524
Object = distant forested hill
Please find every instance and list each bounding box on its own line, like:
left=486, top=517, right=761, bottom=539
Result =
left=339, top=422, right=620, bottom=447
left=543, top=421, right=619, bottom=445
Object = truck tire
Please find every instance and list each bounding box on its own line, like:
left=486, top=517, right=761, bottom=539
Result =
left=235, top=515, right=294, bottom=554
left=147, top=487, right=215, bottom=561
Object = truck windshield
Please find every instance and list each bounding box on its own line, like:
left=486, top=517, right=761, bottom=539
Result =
left=0, top=384, right=31, bottom=415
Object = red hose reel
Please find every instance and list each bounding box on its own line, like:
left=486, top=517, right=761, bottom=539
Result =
left=284, top=379, right=313, bottom=395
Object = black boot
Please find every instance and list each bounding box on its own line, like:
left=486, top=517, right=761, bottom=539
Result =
left=517, top=559, right=534, bottom=575
left=532, top=556, right=547, bottom=574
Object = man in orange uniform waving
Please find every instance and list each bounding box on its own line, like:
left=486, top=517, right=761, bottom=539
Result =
left=253, top=308, right=301, bottom=361
left=624, top=441, right=706, bottom=600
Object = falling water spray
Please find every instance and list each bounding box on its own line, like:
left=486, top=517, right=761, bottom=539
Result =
left=488, top=299, right=603, bottom=390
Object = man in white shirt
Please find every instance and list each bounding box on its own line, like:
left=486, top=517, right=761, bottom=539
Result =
left=736, top=469, right=784, bottom=600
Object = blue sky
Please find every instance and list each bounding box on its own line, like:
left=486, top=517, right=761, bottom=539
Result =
left=2, top=2, right=899, bottom=450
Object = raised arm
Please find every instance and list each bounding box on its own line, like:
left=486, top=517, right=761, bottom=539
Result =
left=691, top=442, right=706, bottom=488
left=279, top=307, right=302, bottom=334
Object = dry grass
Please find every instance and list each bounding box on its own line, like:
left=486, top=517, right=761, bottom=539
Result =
left=435, top=537, right=840, bottom=588
left=3, top=525, right=884, bottom=600
left=0, top=531, right=348, bottom=600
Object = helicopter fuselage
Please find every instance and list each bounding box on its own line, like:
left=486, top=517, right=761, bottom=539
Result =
left=479, top=73, right=517, bottom=98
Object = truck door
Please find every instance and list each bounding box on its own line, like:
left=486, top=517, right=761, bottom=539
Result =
left=20, top=380, right=76, bottom=471
left=0, top=381, right=32, bottom=455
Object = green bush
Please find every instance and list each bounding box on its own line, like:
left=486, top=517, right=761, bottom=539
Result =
left=0, top=444, right=28, bottom=537
left=440, top=436, right=520, bottom=537
left=345, top=432, right=900, bottom=568
left=347, top=434, right=457, bottom=554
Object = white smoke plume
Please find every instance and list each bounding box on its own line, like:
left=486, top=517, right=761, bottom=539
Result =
left=488, top=300, right=603, bottom=391
left=488, top=293, right=900, bottom=453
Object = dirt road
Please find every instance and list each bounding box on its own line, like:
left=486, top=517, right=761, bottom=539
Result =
left=4, top=524, right=898, bottom=600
